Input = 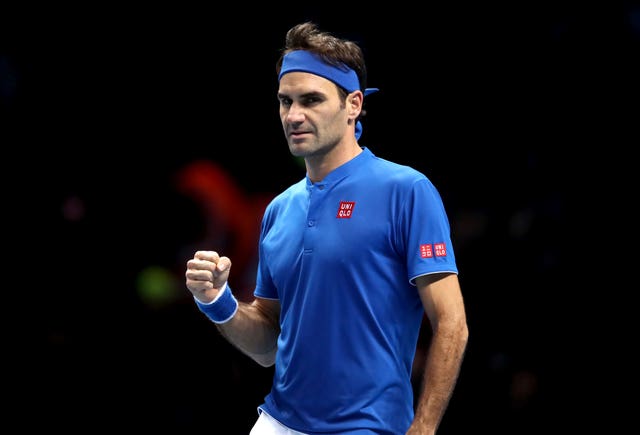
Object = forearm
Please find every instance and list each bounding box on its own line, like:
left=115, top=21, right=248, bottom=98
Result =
left=408, top=319, right=468, bottom=434
left=216, top=300, right=280, bottom=367
left=187, top=252, right=280, bottom=366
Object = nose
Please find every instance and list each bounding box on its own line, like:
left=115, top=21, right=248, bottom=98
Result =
left=285, top=102, right=305, bottom=124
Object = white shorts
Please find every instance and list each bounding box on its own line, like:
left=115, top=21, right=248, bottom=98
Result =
left=249, top=410, right=309, bottom=435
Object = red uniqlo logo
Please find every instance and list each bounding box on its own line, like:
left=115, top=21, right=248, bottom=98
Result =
left=337, top=201, right=355, bottom=218
left=420, top=244, right=433, bottom=258
left=420, top=243, right=447, bottom=258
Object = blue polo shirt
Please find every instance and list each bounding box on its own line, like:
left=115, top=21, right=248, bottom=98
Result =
left=254, top=147, right=458, bottom=434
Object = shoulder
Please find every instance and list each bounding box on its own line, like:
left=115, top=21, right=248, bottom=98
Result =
left=263, top=178, right=307, bottom=216
left=368, top=151, right=432, bottom=186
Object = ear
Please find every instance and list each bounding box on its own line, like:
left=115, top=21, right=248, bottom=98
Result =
left=347, top=90, right=363, bottom=120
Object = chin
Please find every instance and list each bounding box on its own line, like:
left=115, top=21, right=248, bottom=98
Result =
left=288, top=142, right=310, bottom=157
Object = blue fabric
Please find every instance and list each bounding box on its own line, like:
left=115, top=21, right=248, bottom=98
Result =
left=254, top=147, right=458, bottom=434
left=194, top=284, right=238, bottom=324
left=279, top=50, right=379, bottom=96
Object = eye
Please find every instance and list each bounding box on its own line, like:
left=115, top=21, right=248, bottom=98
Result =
left=303, top=96, right=322, bottom=105
left=279, top=97, right=292, bottom=108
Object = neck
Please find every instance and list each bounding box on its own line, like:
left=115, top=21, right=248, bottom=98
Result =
left=306, top=140, right=362, bottom=183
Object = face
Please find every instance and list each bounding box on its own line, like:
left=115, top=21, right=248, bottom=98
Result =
left=277, top=72, right=350, bottom=158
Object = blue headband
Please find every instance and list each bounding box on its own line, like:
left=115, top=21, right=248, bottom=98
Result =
left=278, top=50, right=379, bottom=139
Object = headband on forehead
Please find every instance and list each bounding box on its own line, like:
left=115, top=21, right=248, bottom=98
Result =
left=279, top=50, right=379, bottom=95
left=278, top=50, right=379, bottom=139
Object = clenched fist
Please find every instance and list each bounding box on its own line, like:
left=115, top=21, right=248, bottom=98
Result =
left=185, top=250, right=232, bottom=303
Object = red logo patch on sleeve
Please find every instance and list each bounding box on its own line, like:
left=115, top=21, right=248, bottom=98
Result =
left=337, top=201, right=355, bottom=218
left=420, top=243, right=447, bottom=258
left=420, top=244, right=433, bottom=258
left=434, top=243, right=447, bottom=257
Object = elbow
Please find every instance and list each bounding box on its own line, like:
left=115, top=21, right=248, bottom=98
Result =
left=252, top=348, right=277, bottom=368
left=457, top=317, right=470, bottom=352
left=255, top=358, right=276, bottom=368
left=461, top=321, right=469, bottom=347
left=456, top=314, right=469, bottom=342
left=439, top=315, right=469, bottom=347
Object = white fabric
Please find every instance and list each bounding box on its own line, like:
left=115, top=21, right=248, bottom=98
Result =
left=249, top=410, right=309, bottom=435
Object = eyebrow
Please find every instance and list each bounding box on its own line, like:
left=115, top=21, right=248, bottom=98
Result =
left=277, top=90, right=325, bottom=100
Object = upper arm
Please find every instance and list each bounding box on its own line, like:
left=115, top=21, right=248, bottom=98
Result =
left=415, top=273, right=467, bottom=331
left=250, top=296, right=281, bottom=367
left=252, top=296, right=281, bottom=333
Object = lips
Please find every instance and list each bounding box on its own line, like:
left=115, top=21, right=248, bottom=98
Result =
left=289, top=131, right=310, bottom=139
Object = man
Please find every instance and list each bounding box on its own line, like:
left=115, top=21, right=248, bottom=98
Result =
left=185, top=22, right=468, bottom=434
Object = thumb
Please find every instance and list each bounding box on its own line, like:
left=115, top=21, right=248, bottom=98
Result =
left=212, top=256, right=232, bottom=287
left=217, top=256, right=231, bottom=273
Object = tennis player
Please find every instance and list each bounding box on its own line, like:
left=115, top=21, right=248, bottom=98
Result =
left=185, top=21, right=469, bottom=435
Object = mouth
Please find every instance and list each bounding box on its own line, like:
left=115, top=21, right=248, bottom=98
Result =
left=289, top=131, right=311, bottom=141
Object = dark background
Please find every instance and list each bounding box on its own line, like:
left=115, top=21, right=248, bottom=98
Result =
left=4, top=2, right=638, bottom=433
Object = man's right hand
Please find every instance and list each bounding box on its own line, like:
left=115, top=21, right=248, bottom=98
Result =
left=185, top=250, right=232, bottom=303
